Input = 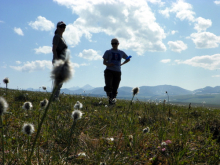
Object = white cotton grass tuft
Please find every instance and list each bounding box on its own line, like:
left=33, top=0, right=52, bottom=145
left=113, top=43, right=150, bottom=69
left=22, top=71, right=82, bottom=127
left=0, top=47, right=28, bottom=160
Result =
left=132, top=87, right=139, bottom=95
left=22, top=102, right=33, bottom=110
left=0, top=97, right=8, bottom=116
left=42, top=86, right=47, bottom=90
left=74, top=101, right=83, bottom=110
left=40, top=99, right=48, bottom=109
left=3, top=77, right=9, bottom=84
left=22, top=123, right=35, bottom=136
left=50, top=59, right=73, bottom=86
left=71, top=110, right=83, bottom=121
left=143, top=127, right=150, bottom=133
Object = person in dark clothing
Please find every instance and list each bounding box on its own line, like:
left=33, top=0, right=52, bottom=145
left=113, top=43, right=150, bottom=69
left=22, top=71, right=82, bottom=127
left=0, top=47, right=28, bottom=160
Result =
left=103, top=38, right=130, bottom=104
left=52, top=21, right=68, bottom=101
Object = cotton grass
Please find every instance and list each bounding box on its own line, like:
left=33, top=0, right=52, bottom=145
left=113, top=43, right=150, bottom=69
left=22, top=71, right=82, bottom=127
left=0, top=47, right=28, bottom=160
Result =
left=22, top=123, right=35, bottom=136
left=22, top=102, right=33, bottom=110
left=0, top=97, right=8, bottom=116
left=71, top=110, right=83, bottom=121
left=51, top=59, right=73, bottom=86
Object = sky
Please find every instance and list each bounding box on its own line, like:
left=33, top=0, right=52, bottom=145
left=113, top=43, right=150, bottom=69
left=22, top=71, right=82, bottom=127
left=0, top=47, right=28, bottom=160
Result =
left=1, top=0, right=220, bottom=91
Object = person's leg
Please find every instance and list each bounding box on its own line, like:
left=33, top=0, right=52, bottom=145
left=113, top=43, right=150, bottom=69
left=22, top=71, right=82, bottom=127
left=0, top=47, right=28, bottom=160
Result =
left=54, top=82, right=63, bottom=100
left=112, top=71, right=121, bottom=99
left=104, top=69, right=113, bottom=102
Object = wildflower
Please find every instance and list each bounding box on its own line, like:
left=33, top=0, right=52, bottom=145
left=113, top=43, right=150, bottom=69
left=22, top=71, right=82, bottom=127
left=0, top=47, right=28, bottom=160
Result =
left=106, top=137, right=114, bottom=141
left=22, top=102, right=33, bottom=110
left=161, top=142, right=167, bottom=146
left=71, top=110, right=83, bottom=121
left=74, top=101, right=83, bottom=110
left=143, top=127, right=150, bottom=133
left=42, top=86, right=47, bottom=90
left=22, top=123, right=35, bottom=135
left=0, top=97, right=8, bottom=116
left=50, top=59, right=73, bottom=86
left=3, top=77, right=9, bottom=84
left=132, top=87, right=139, bottom=95
left=77, top=152, right=86, bottom=157
left=165, top=140, right=172, bottom=144
left=128, top=135, right=133, bottom=142
left=161, top=148, right=166, bottom=152
left=40, top=99, right=48, bottom=109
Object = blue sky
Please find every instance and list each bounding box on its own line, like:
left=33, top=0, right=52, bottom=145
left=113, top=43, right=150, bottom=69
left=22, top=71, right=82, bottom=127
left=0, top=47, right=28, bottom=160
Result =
left=1, top=0, right=220, bottom=91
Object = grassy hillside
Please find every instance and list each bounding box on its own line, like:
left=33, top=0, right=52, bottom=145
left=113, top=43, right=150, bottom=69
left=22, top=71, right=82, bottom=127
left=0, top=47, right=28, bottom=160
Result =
left=1, top=87, right=220, bottom=164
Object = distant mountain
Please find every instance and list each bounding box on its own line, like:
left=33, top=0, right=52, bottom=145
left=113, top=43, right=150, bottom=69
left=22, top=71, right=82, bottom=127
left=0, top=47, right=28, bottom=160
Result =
left=66, top=85, right=193, bottom=97
left=138, top=85, right=193, bottom=96
left=68, top=86, right=80, bottom=91
left=82, top=84, right=94, bottom=91
left=26, top=85, right=220, bottom=97
left=193, top=86, right=220, bottom=94
left=68, top=84, right=94, bottom=91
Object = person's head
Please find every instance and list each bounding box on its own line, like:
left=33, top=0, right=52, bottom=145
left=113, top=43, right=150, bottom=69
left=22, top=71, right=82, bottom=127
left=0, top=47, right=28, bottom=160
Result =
left=111, top=38, right=119, bottom=50
left=55, top=21, right=66, bottom=34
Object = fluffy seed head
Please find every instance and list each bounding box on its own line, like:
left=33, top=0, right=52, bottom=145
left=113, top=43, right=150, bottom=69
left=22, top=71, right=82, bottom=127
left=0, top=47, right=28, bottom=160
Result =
left=74, top=101, right=83, bottom=110
left=71, top=110, right=83, bottom=121
left=22, top=123, right=35, bottom=135
left=40, top=99, right=48, bottom=109
left=132, top=87, right=139, bottom=95
left=22, top=102, right=33, bottom=110
left=42, top=86, right=47, bottom=90
left=0, top=97, right=8, bottom=116
left=143, top=127, right=150, bottom=133
left=51, top=59, right=73, bottom=86
left=3, top=77, right=9, bottom=84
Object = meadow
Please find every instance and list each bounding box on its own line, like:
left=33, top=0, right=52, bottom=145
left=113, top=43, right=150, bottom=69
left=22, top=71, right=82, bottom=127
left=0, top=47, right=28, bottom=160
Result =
left=1, top=87, right=220, bottom=165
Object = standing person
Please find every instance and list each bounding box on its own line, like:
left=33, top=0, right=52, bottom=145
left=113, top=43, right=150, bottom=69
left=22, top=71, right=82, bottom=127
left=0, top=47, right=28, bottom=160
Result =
left=52, top=21, right=68, bottom=101
left=103, top=38, right=130, bottom=105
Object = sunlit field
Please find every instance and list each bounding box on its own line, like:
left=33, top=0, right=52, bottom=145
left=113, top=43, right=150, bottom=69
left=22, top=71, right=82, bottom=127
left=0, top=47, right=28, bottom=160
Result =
left=1, top=87, right=220, bottom=165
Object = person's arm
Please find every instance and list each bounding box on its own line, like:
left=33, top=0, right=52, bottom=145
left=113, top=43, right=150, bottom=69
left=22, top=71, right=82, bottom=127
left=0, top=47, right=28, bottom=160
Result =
left=52, top=45, right=58, bottom=60
left=121, top=58, right=130, bottom=66
left=103, top=58, right=114, bottom=67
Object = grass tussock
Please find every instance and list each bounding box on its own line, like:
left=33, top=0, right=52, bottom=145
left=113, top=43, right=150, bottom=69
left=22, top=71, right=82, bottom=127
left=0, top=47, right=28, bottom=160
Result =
left=0, top=87, right=220, bottom=164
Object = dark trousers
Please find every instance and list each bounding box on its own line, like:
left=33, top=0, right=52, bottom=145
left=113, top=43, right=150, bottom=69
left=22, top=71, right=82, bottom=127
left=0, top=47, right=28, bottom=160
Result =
left=104, top=69, right=121, bottom=99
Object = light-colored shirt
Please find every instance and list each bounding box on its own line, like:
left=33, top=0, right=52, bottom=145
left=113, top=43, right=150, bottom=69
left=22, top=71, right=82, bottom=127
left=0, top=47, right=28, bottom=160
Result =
left=103, top=49, right=128, bottom=72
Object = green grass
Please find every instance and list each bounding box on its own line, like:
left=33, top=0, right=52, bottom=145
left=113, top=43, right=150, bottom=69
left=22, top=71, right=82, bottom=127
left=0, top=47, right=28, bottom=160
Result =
left=1, top=87, right=220, bottom=164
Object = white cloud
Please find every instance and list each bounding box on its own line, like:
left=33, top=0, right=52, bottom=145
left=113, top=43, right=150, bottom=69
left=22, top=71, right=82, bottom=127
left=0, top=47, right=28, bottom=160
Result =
left=167, top=40, right=187, bottom=53
left=159, top=0, right=195, bottom=21
left=214, top=1, right=220, bottom=5
left=194, top=17, right=212, bottom=32
left=160, top=59, right=171, bottom=63
left=34, top=46, right=52, bottom=54
left=14, top=27, right=24, bottom=36
left=146, top=0, right=165, bottom=6
left=54, top=0, right=167, bottom=55
left=190, top=32, right=220, bottom=49
left=10, top=60, right=83, bottom=72
left=175, top=54, right=220, bottom=70
left=212, top=75, right=220, bottom=78
left=0, top=20, right=4, bottom=23
left=159, top=7, right=170, bottom=18
left=78, top=49, right=102, bottom=60
left=10, top=60, right=52, bottom=72
left=16, top=61, right=21, bottom=64
left=29, top=16, right=55, bottom=31
left=171, top=30, right=178, bottom=35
